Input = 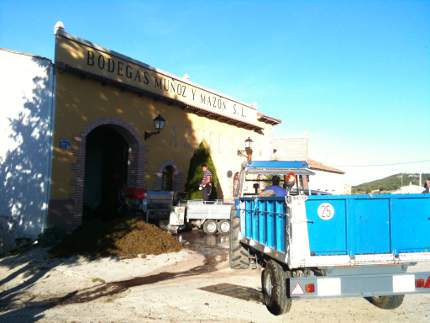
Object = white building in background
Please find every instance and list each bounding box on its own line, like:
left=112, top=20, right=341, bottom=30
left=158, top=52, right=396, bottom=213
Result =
left=0, top=49, right=55, bottom=253
left=393, top=184, right=424, bottom=194
left=270, top=137, right=350, bottom=194
left=270, top=137, right=309, bottom=161
left=307, top=160, right=351, bottom=194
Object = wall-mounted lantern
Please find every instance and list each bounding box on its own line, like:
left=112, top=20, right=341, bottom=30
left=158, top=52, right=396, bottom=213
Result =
left=145, top=114, right=166, bottom=140
left=244, top=137, right=253, bottom=149
left=237, top=137, right=254, bottom=161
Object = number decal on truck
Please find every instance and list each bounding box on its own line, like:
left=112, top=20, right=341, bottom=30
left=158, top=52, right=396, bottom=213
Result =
left=317, top=203, right=335, bottom=221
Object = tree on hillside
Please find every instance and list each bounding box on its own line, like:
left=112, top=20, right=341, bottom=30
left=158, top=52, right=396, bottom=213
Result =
left=352, top=173, right=430, bottom=193
left=185, top=141, right=222, bottom=200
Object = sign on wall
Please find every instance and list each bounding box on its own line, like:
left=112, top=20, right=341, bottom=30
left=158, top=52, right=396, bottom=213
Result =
left=59, top=138, right=71, bottom=150
left=55, top=31, right=259, bottom=126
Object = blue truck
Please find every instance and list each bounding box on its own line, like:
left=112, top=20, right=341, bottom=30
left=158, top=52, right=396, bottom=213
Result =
left=229, top=161, right=430, bottom=315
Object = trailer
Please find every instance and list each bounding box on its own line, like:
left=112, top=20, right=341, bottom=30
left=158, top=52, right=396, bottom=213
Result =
left=169, top=200, right=232, bottom=234
left=230, top=161, right=430, bottom=315
left=123, top=188, right=232, bottom=234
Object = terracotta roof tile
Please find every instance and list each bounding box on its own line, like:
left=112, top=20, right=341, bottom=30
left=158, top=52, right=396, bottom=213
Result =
left=307, top=159, right=345, bottom=174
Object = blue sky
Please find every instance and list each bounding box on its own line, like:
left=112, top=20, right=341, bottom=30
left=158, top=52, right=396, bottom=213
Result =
left=1, top=0, right=429, bottom=184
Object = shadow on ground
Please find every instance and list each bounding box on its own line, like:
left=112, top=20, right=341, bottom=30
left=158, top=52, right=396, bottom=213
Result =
left=200, top=283, right=262, bottom=304
left=0, top=217, right=179, bottom=320
left=0, top=230, right=230, bottom=321
left=0, top=248, right=80, bottom=321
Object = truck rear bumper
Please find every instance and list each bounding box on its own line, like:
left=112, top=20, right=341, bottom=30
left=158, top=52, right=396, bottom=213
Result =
left=288, top=272, right=430, bottom=299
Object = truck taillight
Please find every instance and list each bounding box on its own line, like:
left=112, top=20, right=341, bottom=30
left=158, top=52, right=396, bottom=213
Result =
left=415, top=277, right=430, bottom=288
left=305, top=283, right=315, bottom=293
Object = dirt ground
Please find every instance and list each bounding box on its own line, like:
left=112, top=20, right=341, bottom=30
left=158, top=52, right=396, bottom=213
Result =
left=1, top=231, right=430, bottom=322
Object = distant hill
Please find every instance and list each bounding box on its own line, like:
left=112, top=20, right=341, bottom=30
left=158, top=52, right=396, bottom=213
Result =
left=352, top=173, right=430, bottom=193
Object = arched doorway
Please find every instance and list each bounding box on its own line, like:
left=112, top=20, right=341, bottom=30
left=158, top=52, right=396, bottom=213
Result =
left=161, top=165, right=175, bottom=191
left=83, top=125, right=130, bottom=219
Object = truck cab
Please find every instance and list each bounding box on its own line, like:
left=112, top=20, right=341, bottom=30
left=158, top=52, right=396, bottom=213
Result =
left=234, top=160, right=316, bottom=198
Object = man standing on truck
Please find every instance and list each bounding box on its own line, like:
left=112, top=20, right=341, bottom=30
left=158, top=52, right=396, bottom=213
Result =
left=199, top=164, right=212, bottom=201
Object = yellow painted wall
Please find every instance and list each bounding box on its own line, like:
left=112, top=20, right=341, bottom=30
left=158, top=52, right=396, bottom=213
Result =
left=51, top=71, right=272, bottom=201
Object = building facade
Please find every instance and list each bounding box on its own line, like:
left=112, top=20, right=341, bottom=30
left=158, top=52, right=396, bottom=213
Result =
left=0, top=49, right=54, bottom=252
left=48, top=27, right=279, bottom=230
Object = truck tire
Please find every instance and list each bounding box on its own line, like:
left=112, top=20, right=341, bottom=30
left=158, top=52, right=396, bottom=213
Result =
left=203, top=220, right=217, bottom=234
left=229, top=209, right=250, bottom=269
left=366, top=295, right=404, bottom=310
left=217, top=220, right=230, bottom=234
left=261, top=260, right=292, bottom=315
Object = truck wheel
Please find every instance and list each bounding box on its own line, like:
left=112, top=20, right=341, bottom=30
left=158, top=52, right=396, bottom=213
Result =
left=261, top=260, right=292, bottom=316
left=217, top=220, right=230, bottom=234
left=366, top=295, right=404, bottom=310
left=203, top=220, right=217, bottom=234
left=229, top=209, right=250, bottom=269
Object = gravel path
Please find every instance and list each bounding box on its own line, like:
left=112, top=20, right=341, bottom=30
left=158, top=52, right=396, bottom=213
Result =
left=1, top=245, right=429, bottom=322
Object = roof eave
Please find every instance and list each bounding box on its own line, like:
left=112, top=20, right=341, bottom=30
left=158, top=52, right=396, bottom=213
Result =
left=257, top=113, right=282, bottom=125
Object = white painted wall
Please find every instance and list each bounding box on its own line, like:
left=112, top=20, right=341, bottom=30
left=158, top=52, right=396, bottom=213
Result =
left=269, top=137, right=351, bottom=194
left=393, top=184, right=424, bottom=194
left=0, top=49, right=54, bottom=252
left=270, top=137, right=309, bottom=161
left=309, top=170, right=351, bottom=194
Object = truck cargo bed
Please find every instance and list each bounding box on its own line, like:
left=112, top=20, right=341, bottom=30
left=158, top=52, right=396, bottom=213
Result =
left=306, top=194, right=430, bottom=256
left=238, top=194, right=430, bottom=268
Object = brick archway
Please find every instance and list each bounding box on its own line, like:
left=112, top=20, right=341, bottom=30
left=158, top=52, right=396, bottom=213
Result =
left=156, top=160, right=181, bottom=191
left=71, top=118, right=144, bottom=226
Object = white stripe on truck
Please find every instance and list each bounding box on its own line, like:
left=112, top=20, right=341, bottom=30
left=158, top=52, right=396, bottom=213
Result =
left=317, top=278, right=342, bottom=297
left=392, top=274, right=415, bottom=293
